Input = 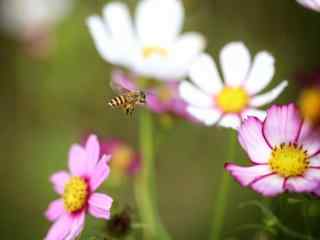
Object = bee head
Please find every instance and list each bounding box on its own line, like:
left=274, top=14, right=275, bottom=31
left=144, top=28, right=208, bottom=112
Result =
left=139, top=91, right=146, bottom=104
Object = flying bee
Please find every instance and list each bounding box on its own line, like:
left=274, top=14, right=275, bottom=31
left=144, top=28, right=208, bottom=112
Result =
left=107, top=79, right=147, bottom=116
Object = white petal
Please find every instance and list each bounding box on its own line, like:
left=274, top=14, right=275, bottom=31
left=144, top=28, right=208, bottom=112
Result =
left=241, top=108, right=267, bottom=121
left=135, top=0, right=184, bottom=46
left=220, top=42, right=251, bottom=87
left=187, top=106, right=221, bottom=126
left=103, top=3, right=135, bottom=47
left=218, top=114, right=241, bottom=129
left=86, top=16, right=116, bottom=63
left=167, top=32, right=206, bottom=79
left=179, top=81, right=212, bottom=107
left=244, top=51, right=275, bottom=95
left=250, top=81, right=288, bottom=107
left=189, top=53, right=223, bottom=95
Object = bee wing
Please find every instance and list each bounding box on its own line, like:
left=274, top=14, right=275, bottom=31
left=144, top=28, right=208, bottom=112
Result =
left=110, top=73, right=137, bottom=94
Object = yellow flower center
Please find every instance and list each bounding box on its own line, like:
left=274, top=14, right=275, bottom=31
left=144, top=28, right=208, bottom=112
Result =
left=157, top=85, right=173, bottom=103
left=216, top=87, right=249, bottom=113
left=63, top=176, right=88, bottom=213
left=269, top=143, right=309, bottom=178
left=299, top=88, right=320, bottom=125
left=111, top=145, right=134, bottom=172
left=143, top=46, right=168, bottom=59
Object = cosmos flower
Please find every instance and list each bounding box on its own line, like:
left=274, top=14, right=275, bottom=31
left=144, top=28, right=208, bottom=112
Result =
left=297, top=0, right=320, bottom=12
left=225, top=104, right=320, bottom=197
left=296, top=67, right=320, bottom=126
left=86, top=0, right=206, bottom=81
left=112, top=70, right=196, bottom=122
left=179, top=42, right=288, bottom=129
left=45, top=135, right=113, bottom=240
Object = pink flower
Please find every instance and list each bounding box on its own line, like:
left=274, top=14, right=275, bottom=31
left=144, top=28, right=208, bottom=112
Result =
left=45, top=135, right=113, bottom=240
left=297, top=0, right=320, bottom=12
left=112, top=70, right=196, bottom=121
left=225, top=104, right=320, bottom=197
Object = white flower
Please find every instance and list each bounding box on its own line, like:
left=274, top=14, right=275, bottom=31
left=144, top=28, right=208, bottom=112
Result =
left=0, top=0, right=73, bottom=37
left=86, top=0, right=206, bottom=81
left=179, top=42, right=288, bottom=129
left=297, top=0, right=320, bottom=12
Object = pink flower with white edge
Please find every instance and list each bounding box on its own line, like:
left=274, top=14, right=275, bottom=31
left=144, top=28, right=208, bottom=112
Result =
left=45, top=135, right=113, bottom=240
left=179, top=42, right=288, bottom=129
left=225, top=104, right=320, bottom=197
left=297, top=0, right=320, bottom=12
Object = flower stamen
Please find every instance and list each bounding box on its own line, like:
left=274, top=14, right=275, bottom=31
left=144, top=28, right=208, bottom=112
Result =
left=269, top=143, right=309, bottom=177
left=143, top=46, right=168, bottom=59
left=216, top=87, right=249, bottom=113
left=63, top=176, right=88, bottom=213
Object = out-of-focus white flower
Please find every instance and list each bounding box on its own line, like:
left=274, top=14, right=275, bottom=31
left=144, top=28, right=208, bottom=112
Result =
left=297, top=0, right=320, bottom=12
left=179, top=42, right=288, bottom=129
left=86, top=0, right=206, bottom=81
left=0, top=0, right=74, bottom=37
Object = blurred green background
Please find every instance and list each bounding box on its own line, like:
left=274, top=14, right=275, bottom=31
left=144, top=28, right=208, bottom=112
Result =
left=1, top=0, right=320, bottom=239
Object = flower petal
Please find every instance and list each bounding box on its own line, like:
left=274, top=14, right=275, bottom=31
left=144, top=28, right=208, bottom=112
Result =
left=238, top=117, right=271, bottom=164
left=86, top=16, right=121, bottom=65
left=112, top=70, right=137, bottom=92
left=225, top=163, right=272, bottom=186
left=45, top=199, right=65, bottom=222
left=310, top=156, right=320, bottom=167
left=69, top=144, right=87, bottom=176
left=250, top=81, right=288, bottom=107
left=263, top=104, right=302, bottom=147
left=250, top=174, right=285, bottom=197
left=285, top=176, right=318, bottom=193
left=168, top=32, right=206, bottom=79
left=45, top=214, right=73, bottom=240
left=218, top=114, right=241, bottom=129
left=89, top=155, right=111, bottom=191
left=241, top=108, right=267, bottom=122
left=179, top=81, right=212, bottom=107
left=297, top=123, right=320, bottom=157
left=188, top=53, right=223, bottom=95
left=244, top=51, right=275, bottom=95
left=220, top=42, right=251, bottom=87
left=297, top=0, right=320, bottom=11
left=85, top=134, right=100, bottom=174
left=50, top=171, right=70, bottom=195
left=304, top=168, right=320, bottom=182
left=136, top=0, right=184, bottom=46
left=66, top=212, right=85, bottom=240
left=187, top=106, right=221, bottom=126
left=88, top=193, right=113, bottom=220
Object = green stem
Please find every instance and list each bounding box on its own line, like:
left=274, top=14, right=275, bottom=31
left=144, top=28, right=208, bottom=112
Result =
left=134, top=110, right=171, bottom=240
left=210, top=130, right=237, bottom=240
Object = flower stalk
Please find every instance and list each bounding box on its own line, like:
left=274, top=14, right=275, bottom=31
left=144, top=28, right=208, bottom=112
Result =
left=210, top=130, right=237, bottom=240
left=134, top=109, right=171, bottom=240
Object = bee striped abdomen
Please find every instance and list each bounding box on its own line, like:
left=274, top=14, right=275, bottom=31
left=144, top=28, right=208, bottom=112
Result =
left=108, top=95, right=126, bottom=108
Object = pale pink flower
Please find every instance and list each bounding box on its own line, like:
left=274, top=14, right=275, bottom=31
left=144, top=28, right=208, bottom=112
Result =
left=297, top=0, right=320, bottom=12
left=225, top=104, right=320, bottom=197
left=45, top=135, right=113, bottom=240
left=179, top=42, right=288, bottom=129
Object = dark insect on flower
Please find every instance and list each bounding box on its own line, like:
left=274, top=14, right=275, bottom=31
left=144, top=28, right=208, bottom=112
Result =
left=106, top=208, right=132, bottom=238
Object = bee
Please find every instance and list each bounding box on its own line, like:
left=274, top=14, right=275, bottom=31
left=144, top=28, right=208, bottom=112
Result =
left=107, top=79, right=147, bottom=116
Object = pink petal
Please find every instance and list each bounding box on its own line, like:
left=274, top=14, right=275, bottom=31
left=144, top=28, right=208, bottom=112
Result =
left=68, top=144, right=87, bottom=176
left=263, top=104, right=302, bottom=148
left=88, top=193, right=113, bottom=220
left=309, top=156, right=320, bottom=167
left=304, top=168, right=320, bottom=182
left=238, top=117, right=271, bottom=164
left=250, top=174, right=285, bottom=197
left=285, top=177, right=318, bottom=193
left=45, top=199, right=65, bottom=222
left=89, top=155, right=111, bottom=191
left=112, top=70, right=137, bottom=92
left=241, top=108, right=266, bottom=122
left=297, top=123, right=320, bottom=157
left=85, top=134, right=100, bottom=174
left=50, top=171, right=70, bottom=195
left=313, top=184, right=320, bottom=196
left=45, top=213, right=73, bottom=240
left=225, top=163, right=272, bottom=186
left=67, top=212, right=86, bottom=240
